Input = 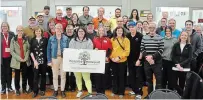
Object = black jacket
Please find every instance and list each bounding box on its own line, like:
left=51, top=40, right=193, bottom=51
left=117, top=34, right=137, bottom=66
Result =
left=30, top=37, right=48, bottom=64
left=171, top=42, right=192, bottom=68
left=126, top=32, right=143, bottom=62
left=182, top=71, right=203, bottom=99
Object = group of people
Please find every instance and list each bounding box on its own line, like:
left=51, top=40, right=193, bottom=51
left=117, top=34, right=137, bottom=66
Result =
left=1, top=5, right=203, bottom=99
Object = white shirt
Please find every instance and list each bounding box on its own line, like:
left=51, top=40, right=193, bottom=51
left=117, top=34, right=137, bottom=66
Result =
left=180, top=43, right=186, bottom=53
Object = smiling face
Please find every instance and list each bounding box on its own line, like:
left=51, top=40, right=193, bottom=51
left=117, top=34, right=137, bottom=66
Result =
left=133, top=10, right=137, bottom=18
left=180, top=32, right=188, bottom=43
left=115, top=9, right=121, bottom=18
left=35, top=28, right=42, bottom=37
left=78, top=28, right=85, bottom=39
left=143, top=21, right=149, bottom=29
left=165, top=28, right=172, bottom=37
left=169, top=19, right=176, bottom=29
left=116, top=28, right=123, bottom=37
left=98, top=27, right=105, bottom=37
left=55, top=24, right=63, bottom=35
left=16, top=26, right=24, bottom=36
left=1, top=22, right=9, bottom=32
left=185, top=21, right=193, bottom=31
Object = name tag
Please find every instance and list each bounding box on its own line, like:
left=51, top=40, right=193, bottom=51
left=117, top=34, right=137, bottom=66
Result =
left=5, top=48, right=10, bottom=52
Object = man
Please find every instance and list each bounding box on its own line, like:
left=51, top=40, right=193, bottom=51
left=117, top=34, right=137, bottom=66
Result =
left=126, top=21, right=143, bottom=99
left=147, top=13, right=156, bottom=24
left=137, top=23, right=164, bottom=94
left=113, top=17, right=130, bottom=35
left=185, top=20, right=202, bottom=72
left=23, top=16, right=38, bottom=94
left=109, top=8, right=121, bottom=31
left=86, top=22, right=97, bottom=40
left=54, top=9, right=68, bottom=31
left=23, top=16, right=37, bottom=41
left=160, top=18, right=181, bottom=38
left=158, top=12, right=168, bottom=27
left=78, top=6, right=93, bottom=26
left=156, top=18, right=167, bottom=35
left=92, top=7, right=108, bottom=30
left=65, top=24, right=75, bottom=39
left=64, top=7, right=73, bottom=24
left=36, top=12, right=47, bottom=31
left=43, top=6, right=52, bottom=29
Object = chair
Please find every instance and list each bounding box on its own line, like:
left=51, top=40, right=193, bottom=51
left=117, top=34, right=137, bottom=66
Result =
left=148, top=89, right=181, bottom=99
left=81, top=93, right=108, bottom=99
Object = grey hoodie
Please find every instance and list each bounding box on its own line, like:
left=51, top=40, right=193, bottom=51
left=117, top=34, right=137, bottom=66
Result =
left=162, top=37, right=177, bottom=61
left=69, top=38, right=93, bottom=49
left=190, top=30, right=202, bottom=59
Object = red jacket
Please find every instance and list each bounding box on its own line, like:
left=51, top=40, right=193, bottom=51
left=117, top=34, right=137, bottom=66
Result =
left=54, top=18, right=68, bottom=31
left=93, top=36, right=112, bottom=58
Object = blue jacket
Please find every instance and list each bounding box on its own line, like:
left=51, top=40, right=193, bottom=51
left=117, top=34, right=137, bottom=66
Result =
left=47, top=34, right=69, bottom=63
left=160, top=29, right=181, bottom=39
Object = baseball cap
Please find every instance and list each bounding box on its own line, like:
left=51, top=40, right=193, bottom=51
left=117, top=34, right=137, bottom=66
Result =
left=128, top=21, right=136, bottom=27
left=44, top=6, right=50, bottom=10
left=29, top=16, right=36, bottom=20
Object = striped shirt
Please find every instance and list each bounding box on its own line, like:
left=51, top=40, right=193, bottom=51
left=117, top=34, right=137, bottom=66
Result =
left=140, top=34, right=164, bottom=59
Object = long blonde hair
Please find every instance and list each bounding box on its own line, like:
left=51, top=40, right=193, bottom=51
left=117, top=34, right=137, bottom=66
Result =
left=97, top=26, right=107, bottom=37
left=178, top=31, right=190, bottom=44
left=1, top=22, right=10, bottom=32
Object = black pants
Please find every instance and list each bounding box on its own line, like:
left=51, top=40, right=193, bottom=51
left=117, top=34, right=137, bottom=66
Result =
left=162, top=59, right=176, bottom=90
left=144, top=61, right=162, bottom=94
left=111, top=62, right=127, bottom=95
left=33, top=64, right=47, bottom=93
left=1, top=57, right=12, bottom=89
left=47, top=66, right=53, bottom=85
left=95, top=63, right=110, bottom=94
left=65, top=72, right=76, bottom=90
left=191, top=58, right=197, bottom=72
left=197, top=52, right=203, bottom=72
left=15, top=62, right=28, bottom=90
left=128, top=60, right=143, bottom=94
left=174, top=71, right=186, bottom=96
left=27, top=65, right=33, bottom=90
left=105, top=63, right=112, bottom=89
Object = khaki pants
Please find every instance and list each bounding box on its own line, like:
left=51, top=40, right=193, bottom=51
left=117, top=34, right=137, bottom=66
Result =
left=52, top=57, right=66, bottom=91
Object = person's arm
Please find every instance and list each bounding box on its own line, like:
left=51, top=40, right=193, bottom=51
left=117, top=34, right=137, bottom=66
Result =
left=171, top=43, right=179, bottom=64
left=193, top=36, right=202, bottom=59
left=140, top=37, right=147, bottom=59
left=87, top=39, right=94, bottom=49
left=47, top=37, right=52, bottom=63
left=10, top=38, right=22, bottom=61
left=180, top=45, right=193, bottom=68
left=24, top=40, right=30, bottom=61
left=118, top=38, right=130, bottom=59
left=106, top=38, right=112, bottom=58
left=152, top=38, right=164, bottom=60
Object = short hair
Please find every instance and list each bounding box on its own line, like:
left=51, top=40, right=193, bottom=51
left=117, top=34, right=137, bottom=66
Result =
left=115, top=8, right=121, bottom=12
left=185, top=20, right=194, bottom=26
left=178, top=31, right=190, bottom=44
left=55, top=23, right=63, bottom=29
left=56, top=9, right=62, bottom=14
left=122, top=15, right=128, bottom=19
left=16, top=25, right=24, bottom=32
left=97, top=7, right=105, bottom=13
left=33, top=26, right=44, bottom=37
left=66, top=24, right=74, bottom=29
left=142, top=21, right=149, bottom=25
left=161, top=18, right=167, bottom=21
left=83, top=6, right=90, bottom=11
left=168, top=18, right=176, bottom=23
left=1, top=22, right=10, bottom=32
left=147, top=13, right=153, bottom=18
left=195, top=25, right=203, bottom=31
left=136, top=21, right=143, bottom=25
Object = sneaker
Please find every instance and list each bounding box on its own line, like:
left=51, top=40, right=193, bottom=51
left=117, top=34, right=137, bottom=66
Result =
left=27, top=88, right=32, bottom=94
left=16, top=90, right=20, bottom=96
left=1, top=89, right=6, bottom=94
left=61, top=91, right=66, bottom=98
left=88, top=93, right=92, bottom=97
left=119, top=95, right=124, bottom=98
left=22, top=89, right=27, bottom=94
left=52, top=91, right=58, bottom=97
left=40, top=91, right=45, bottom=96
left=32, top=92, right=38, bottom=98
left=76, top=91, right=83, bottom=98
left=50, top=85, right=54, bottom=90
left=136, top=95, right=142, bottom=99
left=8, top=87, right=14, bottom=92
left=129, top=91, right=135, bottom=95
left=111, top=93, right=115, bottom=97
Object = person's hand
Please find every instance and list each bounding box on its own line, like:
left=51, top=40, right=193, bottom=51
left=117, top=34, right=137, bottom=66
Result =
left=48, top=63, right=52, bottom=67
left=95, top=48, right=98, bottom=50
left=114, top=57, right=120, bottom=62
left=111, top=58, right=116, bottom=62
left=105, top=57, right=109, bottom=62
left=20, top=59, right=26, bottom=62
left=135, top=60, right=141, bottom=66
left=146, top=55, right=153, bottom=61
left=148, top=59, right=155, bottom=65
left=176, top=64, right=183, bottom=71
left=34, top=60, right=39, bottom=69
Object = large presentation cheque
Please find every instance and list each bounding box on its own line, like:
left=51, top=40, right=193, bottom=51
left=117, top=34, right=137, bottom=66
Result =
left=63, top=48, right=106, bottom=73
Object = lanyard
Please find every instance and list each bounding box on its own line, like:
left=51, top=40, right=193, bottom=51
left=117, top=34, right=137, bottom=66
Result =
left=3, top=33, right=9, bottom=46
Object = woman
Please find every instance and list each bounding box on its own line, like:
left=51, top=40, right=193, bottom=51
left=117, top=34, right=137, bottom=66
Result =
left=93, top=26, right=112, bottom=94
left=142, top=21, right=149, bottom=35
left=110, top=27, right=130, bottom=98
left=136, top=21, right=143, bottom=33
left=30, top=26, right=48, bottom=98
left=129, top=9, right=139, bottom=23
left=171, top=31, right=192, bottom=95
left=71, top=13, right=80, bottom=33
left=69, top=27, right=93, bottom=98
left=162, top=26, right=177, bottom=90
left=10, top=25, right=31, bottom=96
left=122, top=15, right=129, bottom=29
left=104, top=22, right=113, bottom=38
left=44, top=18, right=56, bottom=38
left=47, top=23, right=69, bottom=98
left=1, top=22, right=15, bottom=94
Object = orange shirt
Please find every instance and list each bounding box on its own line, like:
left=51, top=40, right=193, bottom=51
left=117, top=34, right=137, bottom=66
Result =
left=92, top=17, right=108, bottom=30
